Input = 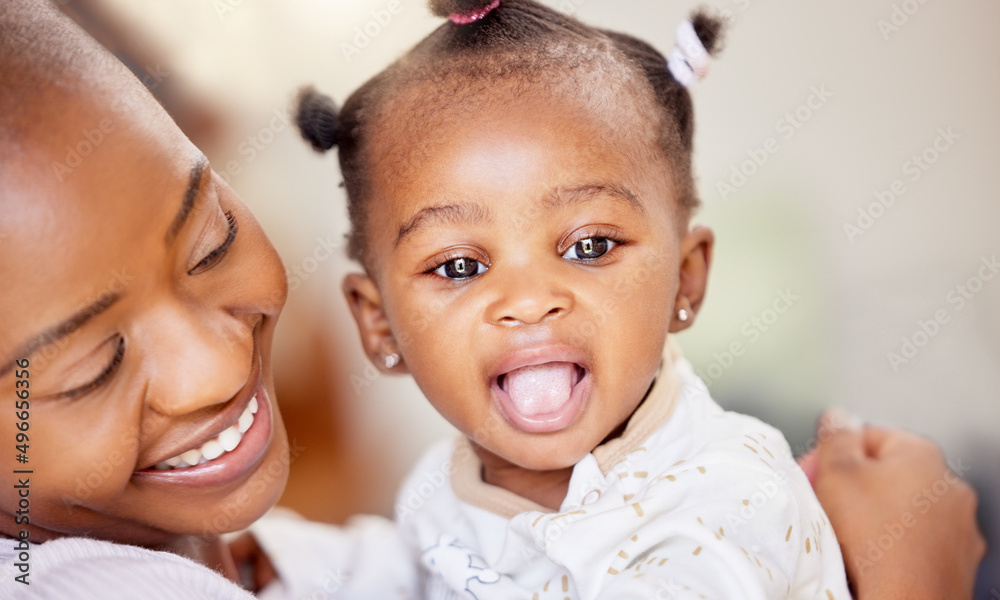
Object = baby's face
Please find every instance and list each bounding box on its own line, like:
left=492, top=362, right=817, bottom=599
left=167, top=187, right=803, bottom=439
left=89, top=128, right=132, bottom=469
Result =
left=0, top=81, right=289, bottom=545
left=353, top=86, right=711, bottom=471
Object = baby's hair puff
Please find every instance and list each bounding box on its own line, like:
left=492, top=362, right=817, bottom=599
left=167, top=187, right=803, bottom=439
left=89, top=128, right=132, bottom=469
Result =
left=295, top=86, right=339, bottom=152
left=295, top=0, right=725, bottom=265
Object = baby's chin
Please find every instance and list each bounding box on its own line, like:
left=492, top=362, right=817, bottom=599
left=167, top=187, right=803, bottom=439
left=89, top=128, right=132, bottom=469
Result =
left=471, top=434, right=594, bottom=474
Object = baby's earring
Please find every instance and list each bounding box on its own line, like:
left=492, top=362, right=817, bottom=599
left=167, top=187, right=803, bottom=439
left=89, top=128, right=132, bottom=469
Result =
left=376, top=340, right=402, bottom=370
left=675, top=299, right=693, bottom=324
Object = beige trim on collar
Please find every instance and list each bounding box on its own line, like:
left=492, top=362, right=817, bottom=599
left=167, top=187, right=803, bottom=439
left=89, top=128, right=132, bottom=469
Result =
left=591, top=339, right=681, bottom=474
left=451, top=436, right=553, bottom=518
left=450, top=339, right=683, bottom=519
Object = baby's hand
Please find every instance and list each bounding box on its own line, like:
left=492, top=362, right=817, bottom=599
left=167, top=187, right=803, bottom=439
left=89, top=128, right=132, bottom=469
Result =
left=229, top=532, right=279, bottom=593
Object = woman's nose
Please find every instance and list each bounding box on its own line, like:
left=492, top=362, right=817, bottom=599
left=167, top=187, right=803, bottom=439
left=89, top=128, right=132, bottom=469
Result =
left=141, top=300, right=254, bottom=416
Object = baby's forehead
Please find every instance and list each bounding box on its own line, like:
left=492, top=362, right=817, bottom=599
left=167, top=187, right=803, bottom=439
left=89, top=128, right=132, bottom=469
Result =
left=366, top=65, right=664, bottom=182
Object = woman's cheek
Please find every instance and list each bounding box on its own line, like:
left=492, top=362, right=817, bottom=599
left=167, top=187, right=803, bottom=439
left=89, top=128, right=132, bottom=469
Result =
left=27, top=408, right=133, bottom=501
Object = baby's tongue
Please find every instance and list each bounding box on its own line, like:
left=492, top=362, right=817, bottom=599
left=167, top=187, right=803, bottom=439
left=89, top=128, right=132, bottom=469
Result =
left=504, top=362, right=575, bottom=417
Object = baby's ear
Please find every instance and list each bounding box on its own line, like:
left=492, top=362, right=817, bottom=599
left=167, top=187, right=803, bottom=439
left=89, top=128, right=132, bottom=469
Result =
left=342, top=273, right=406, bottom=373
left=671, top=225, right=714, bottom=333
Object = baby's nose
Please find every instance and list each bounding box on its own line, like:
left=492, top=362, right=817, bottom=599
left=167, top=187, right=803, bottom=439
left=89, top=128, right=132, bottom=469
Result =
left=486, top=270, right=573, bottom=327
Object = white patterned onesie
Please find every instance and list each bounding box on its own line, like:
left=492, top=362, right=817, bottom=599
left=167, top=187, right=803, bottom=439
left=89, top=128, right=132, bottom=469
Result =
left=394, top=348, right=852, bottom=600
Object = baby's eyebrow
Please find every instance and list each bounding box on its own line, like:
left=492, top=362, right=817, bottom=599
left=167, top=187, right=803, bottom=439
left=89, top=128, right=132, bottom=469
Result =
left=395, top=201, right=491, bottom=247
left=544, top=183, right=645, bottom=214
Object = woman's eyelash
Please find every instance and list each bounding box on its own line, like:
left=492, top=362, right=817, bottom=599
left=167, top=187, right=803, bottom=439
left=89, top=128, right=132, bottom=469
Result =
left=59, top=335, right=126, bottom=400
left=188, top=210, right=239, bottom=275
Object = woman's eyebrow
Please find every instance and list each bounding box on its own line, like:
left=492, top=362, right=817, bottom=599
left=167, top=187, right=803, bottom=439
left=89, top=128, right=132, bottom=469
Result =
left=0, top=292, right=122, bottom=378
left=165, top=155, right=209, bottom=244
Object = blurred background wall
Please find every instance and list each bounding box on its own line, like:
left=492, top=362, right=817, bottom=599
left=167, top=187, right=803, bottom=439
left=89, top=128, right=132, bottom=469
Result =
left=61, top=0, right=998, bottom=593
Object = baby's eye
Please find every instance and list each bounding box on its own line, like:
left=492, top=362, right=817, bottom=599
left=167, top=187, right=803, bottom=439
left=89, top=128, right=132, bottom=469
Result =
left=563, top=237, right=616, bottom=261
left=433, top=257, right=487, bottom=279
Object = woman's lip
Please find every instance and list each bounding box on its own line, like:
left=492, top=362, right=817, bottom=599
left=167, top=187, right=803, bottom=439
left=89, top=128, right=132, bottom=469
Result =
left=491, top=363, right=591, bottom=434
left=132, top=376, right=274, bottom=488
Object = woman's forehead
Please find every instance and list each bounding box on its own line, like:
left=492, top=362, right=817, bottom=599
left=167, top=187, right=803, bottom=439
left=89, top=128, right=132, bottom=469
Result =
left=0, top=95, right=202, bottom=354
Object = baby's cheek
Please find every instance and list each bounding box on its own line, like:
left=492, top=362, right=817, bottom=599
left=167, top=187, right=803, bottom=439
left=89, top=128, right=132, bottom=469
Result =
left=389, top=292, right=443, bottom=351
left=610, top=260, right=673, bottom=321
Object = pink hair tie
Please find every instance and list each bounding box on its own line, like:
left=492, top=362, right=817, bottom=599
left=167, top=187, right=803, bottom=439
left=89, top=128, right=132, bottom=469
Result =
left=449, top=0, right=500, bottom=25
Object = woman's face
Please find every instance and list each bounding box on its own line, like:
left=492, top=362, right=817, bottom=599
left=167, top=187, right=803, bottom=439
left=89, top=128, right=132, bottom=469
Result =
left=0, top=74, right=289, bottom=546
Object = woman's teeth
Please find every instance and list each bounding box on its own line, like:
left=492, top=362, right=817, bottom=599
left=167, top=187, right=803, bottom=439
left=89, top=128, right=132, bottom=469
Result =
left=154, top=396, right=258, bottom=470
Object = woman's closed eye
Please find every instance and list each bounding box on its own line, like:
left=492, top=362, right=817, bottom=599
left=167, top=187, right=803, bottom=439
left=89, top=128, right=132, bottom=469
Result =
left=57, top=335, right=126, bottom=400
left=188, top=210, right=239, bottom=275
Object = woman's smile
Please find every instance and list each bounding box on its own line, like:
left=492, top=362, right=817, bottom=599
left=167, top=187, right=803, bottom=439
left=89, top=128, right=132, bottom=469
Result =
left=133, top=376, right=276, bottom=489
left=133, top=346, right=277, bottom=489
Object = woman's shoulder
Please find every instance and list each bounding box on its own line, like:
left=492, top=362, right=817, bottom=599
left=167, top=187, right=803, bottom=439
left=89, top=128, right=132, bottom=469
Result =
left=0, top=535, right=254, bottom=600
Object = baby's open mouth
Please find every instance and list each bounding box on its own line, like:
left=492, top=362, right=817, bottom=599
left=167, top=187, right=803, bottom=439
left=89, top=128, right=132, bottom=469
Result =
left=497, top=362, right=586, bottom=417
left=150, top=396, right=258, bottom=470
